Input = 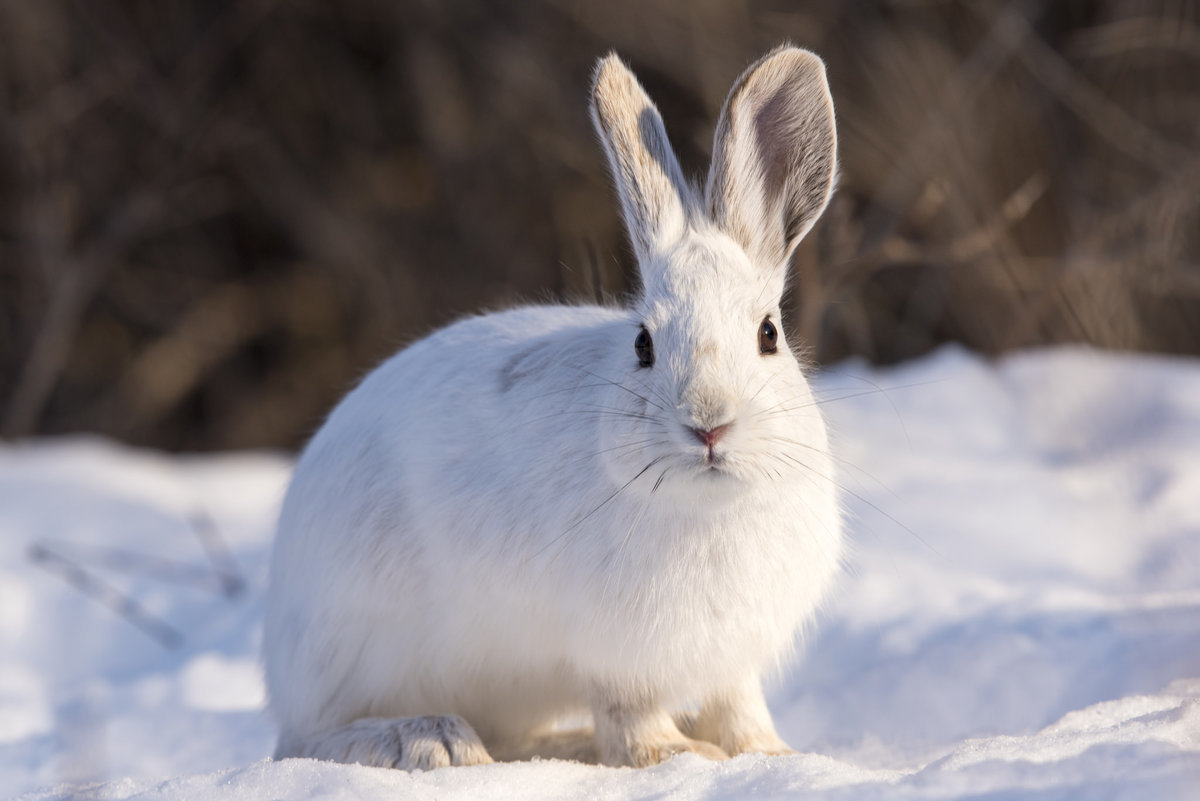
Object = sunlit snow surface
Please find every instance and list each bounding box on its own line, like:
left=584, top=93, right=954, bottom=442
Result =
left=2, top=346, right=1198, bottom=800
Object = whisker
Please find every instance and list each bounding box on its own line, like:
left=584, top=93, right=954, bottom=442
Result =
left=753, top=379, right=947, bottom=420
left=602, top=487, right=656, bottom=598
left=759, top=433, right=901, bottom=502
left=626, top=372, right=676, bottom=412
left=568, top=366, right=667, bottom=411
left=762, top=450, right=944, bottom=560
left=531, top=381, right=627, bottom=398
left=752, top=275, right=777, bottom=311
left=571, top=403, right=663, bottom=419
left=530, top=456, right=668, bottom=564
left=563, top=437, right=671, bottom=468
left=516, top=408, right=665, bottom=428
left=746, top=369, right=781, bottom=407
left=818, top=369, right=919, bottom=447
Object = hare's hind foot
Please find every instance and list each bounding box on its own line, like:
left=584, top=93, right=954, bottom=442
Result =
left=278, top=715, right=493, bottom=771
left=592, top=697, right=729, bottom=768
left=490, top=726, right=599, bottom=764
left=492, top=711, right=730, bottom=768
left=630, top=735, right=728, bottom=767
left=688, top=676, right=794, bottom=758
left=508, top=724, right=726, bottom=768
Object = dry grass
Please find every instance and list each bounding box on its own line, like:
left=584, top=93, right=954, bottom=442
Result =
left=1, top=0, right=1197, bottom=450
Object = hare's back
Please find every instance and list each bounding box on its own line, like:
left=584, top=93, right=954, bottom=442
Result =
left=362, top=303, right=631, bottom=412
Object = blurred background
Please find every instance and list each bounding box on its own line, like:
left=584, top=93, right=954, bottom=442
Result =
left=1, top=0, right=1197, bottom=452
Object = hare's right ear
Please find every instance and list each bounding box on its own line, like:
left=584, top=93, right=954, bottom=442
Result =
left=705, top=47, right=837, bottom=275
left=591, top=54, right=692, bottom=270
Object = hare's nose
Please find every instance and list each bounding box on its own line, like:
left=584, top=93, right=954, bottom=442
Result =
left=689, top=424, right=731, bottom=448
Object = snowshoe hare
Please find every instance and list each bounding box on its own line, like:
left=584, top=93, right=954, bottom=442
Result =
left=264, top=45, right=843, bottom=770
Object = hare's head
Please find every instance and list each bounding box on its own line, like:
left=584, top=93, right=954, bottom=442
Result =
left=590, top=47, right=838, bottom=496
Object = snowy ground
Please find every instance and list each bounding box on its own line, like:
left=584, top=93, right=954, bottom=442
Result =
left=2, top=345, right=1198, bottom=800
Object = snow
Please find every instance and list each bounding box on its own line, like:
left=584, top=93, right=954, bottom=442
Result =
left=2, top=345, right=1198, bottom=800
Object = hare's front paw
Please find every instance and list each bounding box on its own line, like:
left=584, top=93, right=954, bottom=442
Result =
left=285, top=714, right=494, bottom=770
left=398, top=715, right=495, bottom=770
left=630, top=735, right=729, bottom=767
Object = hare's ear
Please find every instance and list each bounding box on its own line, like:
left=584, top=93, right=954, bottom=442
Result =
left=705, top=46, right=837, bottom=274
left=591, top=53, right=692, bottom=269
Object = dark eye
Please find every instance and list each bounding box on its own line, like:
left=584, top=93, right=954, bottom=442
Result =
left=759, top=318, right=778, bottom=354
left=634, top=327, right=654, bottom=368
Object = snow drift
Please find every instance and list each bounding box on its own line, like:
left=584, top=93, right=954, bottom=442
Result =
left=2, top=345, right=1198, bottom=799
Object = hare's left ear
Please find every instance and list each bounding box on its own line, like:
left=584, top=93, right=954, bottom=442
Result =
left=705, top=46, right=837, bottom=274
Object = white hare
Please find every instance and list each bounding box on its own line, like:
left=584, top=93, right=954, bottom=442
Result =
left=263, top=45, right=843, bottom=770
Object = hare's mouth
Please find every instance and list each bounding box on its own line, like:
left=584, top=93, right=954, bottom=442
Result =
left=697, top=450, right=732, bottom=475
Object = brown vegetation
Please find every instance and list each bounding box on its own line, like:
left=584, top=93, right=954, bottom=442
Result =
left=1, top=0, right=1197, bottom=450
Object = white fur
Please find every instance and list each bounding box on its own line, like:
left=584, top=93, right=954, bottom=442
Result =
left=264, top=45, right=842, bottom=770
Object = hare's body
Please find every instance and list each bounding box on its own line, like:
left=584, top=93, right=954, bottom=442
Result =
left=265, top=46, right=844, bottom=769
left=266, top=302, right=840, bottom=757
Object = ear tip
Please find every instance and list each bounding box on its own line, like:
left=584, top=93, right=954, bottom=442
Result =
left=595, top=50, right=625, bottom=68
left=733, top=44, right=832, bottom=112
left=592, top=51, right=633, bottom=95
left=590, top=51, right=650, bottom=125
left=761, top=43, right=828, bottom=77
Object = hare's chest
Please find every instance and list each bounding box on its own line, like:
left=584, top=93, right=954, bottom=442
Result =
left=567, top=508, right=824, bottom=683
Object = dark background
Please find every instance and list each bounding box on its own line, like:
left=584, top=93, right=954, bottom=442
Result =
left=2, top=0, right=1197, bottom=451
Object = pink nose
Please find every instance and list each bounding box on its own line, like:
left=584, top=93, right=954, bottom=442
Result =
left=689, top=424, right=730, bottom=448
